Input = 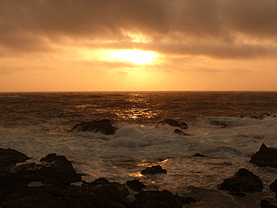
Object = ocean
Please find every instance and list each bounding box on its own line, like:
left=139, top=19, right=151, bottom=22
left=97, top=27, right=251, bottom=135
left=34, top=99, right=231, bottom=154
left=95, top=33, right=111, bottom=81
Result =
left=1, top=91, right=277, bottom=197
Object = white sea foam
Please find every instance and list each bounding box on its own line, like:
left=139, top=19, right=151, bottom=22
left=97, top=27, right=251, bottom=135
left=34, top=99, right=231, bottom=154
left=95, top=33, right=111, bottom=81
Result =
left=1, top=116, right=277, bottom=196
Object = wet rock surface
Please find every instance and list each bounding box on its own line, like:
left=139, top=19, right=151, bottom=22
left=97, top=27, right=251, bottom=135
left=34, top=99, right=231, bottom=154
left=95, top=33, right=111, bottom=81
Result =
left=69, top=119, right=116, bottom=135
left=250, top=143, right=277, bottom=168
left=131, top=190, right=196, bottom=208
left=0, top=148, right=195, bottom=208
left=209, top=120, right=228, bottom=127
left=157, top=119, right=188, bottom=129
left=141, top=165, right=167, bottom=175
left=3, top=144, right=277, bottom=208
left=126, top=179, right=146, bottom=191
left=193, top=153, right=207, bottom=157
left=11, top=153, right=82, bottom=185
left=218, top=168, right=263, bottom=193
left=174, top=129, right=189, bottom=135
left=0, top=148, right=30, bottom=172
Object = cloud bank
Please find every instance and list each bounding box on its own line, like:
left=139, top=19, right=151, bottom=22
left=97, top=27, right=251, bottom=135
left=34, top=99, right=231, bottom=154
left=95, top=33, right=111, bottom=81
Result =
left=1, top=0, right=277, bottom=59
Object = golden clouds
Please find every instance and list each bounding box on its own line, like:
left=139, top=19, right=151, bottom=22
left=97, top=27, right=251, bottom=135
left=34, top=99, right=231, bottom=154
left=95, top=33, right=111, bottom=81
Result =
left=0, top=0, right=277, bottom=91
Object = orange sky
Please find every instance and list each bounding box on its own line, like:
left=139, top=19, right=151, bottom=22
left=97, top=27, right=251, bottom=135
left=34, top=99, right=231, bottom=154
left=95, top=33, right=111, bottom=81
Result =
left=0, top=0, right=277, bottom=92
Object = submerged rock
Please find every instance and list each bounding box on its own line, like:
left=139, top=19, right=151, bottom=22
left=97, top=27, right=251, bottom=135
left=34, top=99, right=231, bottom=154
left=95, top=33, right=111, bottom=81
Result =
left=174, top=129, right=189, bottom=135
left=250, top=113, right=276, bottom=119
left=69, top=119, right=116, bottom=135
left=193, top=153, right=207, bottom=157
left=141, top=165, right=167, bottom=175
left=158, top=119, right=188, bottom=129
left=250, top=143, right=277, bottom=168
left=209, top=120, right=228, bottom=127
left=218, top=168, right=263, bottom=193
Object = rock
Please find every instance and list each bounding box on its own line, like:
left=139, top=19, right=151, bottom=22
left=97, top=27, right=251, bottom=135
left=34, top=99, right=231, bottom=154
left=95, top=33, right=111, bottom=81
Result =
left=218, top=168, right=263, bottom=193
left=250, top=113, right=275, bottom=119
left=126, top=179, right=146, bottom=191
left=0, top=148, right=30, bottom=173
left=88, top=182, right=131, bottom=208
left=174, top=129, right=189, bottom=136
left=141, top=165, right=167, bottom=175
left=82, top=177, right=110, bottom=188
left=261, top=199, right=277, bottom=208
left=209, top=120, right=228, bottom=127
left=131, top=190, right=196, bottom=208
left=270, top=179, right=277, bottom=194
left=11, top=153, right=81, bottom=185
left=231, top=190, right=246, bottom=197
left=250, top=143, right=277, bottom=168
left=69, top=119, right=116, bottom=135
left=193, top=153, right=207, bottom=157
left=158, top=119, right=188, bottom=129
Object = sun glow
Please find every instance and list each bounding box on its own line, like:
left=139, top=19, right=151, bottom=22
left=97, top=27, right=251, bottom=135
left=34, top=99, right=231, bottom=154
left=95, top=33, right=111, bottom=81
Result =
left=113, top=50, right=156, bottom=64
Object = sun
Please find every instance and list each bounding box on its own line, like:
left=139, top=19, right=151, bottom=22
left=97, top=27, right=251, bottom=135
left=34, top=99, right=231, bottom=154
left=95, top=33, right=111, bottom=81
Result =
left=113, top=50, right=156, bottom=64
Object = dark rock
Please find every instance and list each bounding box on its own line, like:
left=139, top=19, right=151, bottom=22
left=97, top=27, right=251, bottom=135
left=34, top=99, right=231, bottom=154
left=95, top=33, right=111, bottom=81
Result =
left=88, top=182, right=131, bottom=208
left=141, top=165, right=167, bottom=175
left=230, top=191, right=246, bottom=197
left=0, top=148, right=30, bottom=173
left=158, top=119, right=188, bottom=129
left=250, top=113, right=276, bottom=119
left=209, top=120, right=228, bottom=127
left=126, top=179, right=146, bottom=191
left=82, top=177, right=110, bottom=188
left=218, top=168, right=263, bottom=193
left=174, top=129, right=189, bottom=136
left=193, top=153, right=207, bottom=157
left=69, top=119, right=116, bottom=135
left=270, top=179, right=277, bottom=194
left=250, top=143, right=277, bottom=168
left=261, top=199, right=277, bottom=208
left=11, top=153, right=81, bottom=185
left=131, top=190, right=196, bottom=208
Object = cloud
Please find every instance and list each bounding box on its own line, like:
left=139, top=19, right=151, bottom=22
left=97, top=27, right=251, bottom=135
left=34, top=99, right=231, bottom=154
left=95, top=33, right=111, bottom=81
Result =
left=0, top=65, right=24, bottom=75
left=0, top=0, right=277, bottom=59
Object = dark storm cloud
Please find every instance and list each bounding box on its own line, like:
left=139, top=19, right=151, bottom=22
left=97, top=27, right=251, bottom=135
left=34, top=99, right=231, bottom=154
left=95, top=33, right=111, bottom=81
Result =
left=0, top=0, right=276, bottom=58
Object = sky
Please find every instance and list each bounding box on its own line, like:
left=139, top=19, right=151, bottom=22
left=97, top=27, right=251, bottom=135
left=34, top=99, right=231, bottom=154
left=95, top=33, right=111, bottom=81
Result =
left=0, top=0, right=277, bottom=92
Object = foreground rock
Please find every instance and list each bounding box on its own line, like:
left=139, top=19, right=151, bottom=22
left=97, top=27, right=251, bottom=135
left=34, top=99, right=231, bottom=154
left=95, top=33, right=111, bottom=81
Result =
left=0, top=148, right=196, bottom=208
left=218, top=168, right=263, bottom=193
left=82, top=179, right=131, bottom=208
left=261, top=199, right=277, bottom=208
left=132, top=190, right=196, bottom=208
left=126, top=179, right=146, bottom=191
left=250, top=143, right=277, bottom=168
left=141, top=165, right=167, bottom=175
left=69, top=119, right=116, bottom=135
left=270, top=180, right=277, bottom=195
left=158, top=119, right=188, bottom=129
left=0, top=148, right=30, bottom=173
left=11, top=153, right=81, bottom=185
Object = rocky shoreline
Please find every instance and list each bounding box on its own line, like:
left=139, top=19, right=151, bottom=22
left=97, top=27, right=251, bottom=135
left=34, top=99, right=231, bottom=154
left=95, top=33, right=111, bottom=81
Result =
left=1, top=143, right=277, bottom=208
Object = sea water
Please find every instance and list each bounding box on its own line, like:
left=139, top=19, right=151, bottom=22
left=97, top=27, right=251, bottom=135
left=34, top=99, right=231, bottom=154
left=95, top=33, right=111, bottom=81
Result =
left=1, top=91, right=277, bottom=196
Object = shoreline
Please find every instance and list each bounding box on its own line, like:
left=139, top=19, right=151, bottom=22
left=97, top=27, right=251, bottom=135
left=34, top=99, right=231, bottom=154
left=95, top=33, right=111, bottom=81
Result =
left=1, top=146, right=277, bottom=208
